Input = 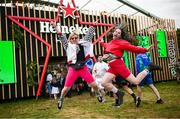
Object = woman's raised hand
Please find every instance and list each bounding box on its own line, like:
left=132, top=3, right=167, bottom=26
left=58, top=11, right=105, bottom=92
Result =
left=50, top=21, right=62, bottom=35
left=147, top=44, right=154, bottom=51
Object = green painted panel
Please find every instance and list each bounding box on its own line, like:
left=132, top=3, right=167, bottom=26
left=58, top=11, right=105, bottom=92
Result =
left=0, top=41, right=16, bottom=84
left=136, top=36, right=150, bottom=48
left=156, top=29, right=168, bottom=57
left=136, top=35, right=152, bottom=59
left=123, top=51, right=130, bottom=69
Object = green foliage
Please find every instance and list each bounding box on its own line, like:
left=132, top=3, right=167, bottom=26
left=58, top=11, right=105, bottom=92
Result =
left=26, top=61, right=38, bottom=86
left=12, top=24, right=24, bottom=48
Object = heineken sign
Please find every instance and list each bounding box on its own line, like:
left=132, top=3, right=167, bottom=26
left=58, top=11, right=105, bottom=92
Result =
left=40, top=22, right=89, bottom=34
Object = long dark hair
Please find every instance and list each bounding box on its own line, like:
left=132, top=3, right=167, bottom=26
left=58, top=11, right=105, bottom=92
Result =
left=115, top=23, right=133, bottom=43
left=107, top=23, right=138, bottom=45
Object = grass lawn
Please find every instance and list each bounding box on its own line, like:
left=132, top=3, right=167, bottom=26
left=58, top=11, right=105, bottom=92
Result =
left=0, top=81, right=180, bottom=118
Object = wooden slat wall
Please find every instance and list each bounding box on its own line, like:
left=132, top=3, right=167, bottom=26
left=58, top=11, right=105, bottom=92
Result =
left=0, top=3, right=178, bottom=100
left=10, top=1, right=16, bottom=99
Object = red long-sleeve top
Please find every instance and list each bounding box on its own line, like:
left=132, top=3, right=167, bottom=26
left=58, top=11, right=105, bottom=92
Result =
left=100, top=39, right=147, bottom=57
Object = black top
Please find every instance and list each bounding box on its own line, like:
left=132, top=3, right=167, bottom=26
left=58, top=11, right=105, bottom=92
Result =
left=76, top=44, right=85, bottom=63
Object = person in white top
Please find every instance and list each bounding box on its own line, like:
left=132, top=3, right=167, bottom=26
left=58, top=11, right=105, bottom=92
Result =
left=46, top=71, right=53, bottom=99
left=93, top=56, right=109, bottom=90
left=92, top=56, right=109, bottom=99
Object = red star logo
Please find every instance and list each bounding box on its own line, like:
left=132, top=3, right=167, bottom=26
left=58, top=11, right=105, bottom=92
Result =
left=7, top=0, right=115, bottom=98
left=61, top=3, right=76, bottom=18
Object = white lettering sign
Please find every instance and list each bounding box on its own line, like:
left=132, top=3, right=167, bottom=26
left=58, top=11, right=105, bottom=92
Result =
left=40, top=22, right=89, bottom=34
left=168, top=39, right=177, bottom=77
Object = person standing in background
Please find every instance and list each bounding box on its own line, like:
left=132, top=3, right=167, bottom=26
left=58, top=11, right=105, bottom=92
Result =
left=92, top=56, right=109, bottom=100
left=136, top=53, right=163, bottom=107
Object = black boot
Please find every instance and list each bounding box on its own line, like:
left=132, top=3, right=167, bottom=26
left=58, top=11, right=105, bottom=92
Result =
left=156, top=98, right=164, bottom=104
left=148, top=63, right=162, bottom=71
left=136, top=97, right=141, bottom=107
left=131, top=93, right=137, bottom=104
left=112, top=91, right=124, bottom=107
left=57, top=97, right=64, bottom=110
left=96, top=91, right=105, bottom=103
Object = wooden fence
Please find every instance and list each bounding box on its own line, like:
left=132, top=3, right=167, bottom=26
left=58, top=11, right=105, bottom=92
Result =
left=0, top=2, right=179, bottom=100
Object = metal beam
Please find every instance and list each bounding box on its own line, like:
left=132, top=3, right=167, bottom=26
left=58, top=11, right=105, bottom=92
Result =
left=116, top=0, right=160, bottom=19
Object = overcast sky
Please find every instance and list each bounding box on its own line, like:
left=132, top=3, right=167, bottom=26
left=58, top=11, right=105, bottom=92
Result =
left=51, top=0, right=180, bottom=28
left=127, top=0, right=180, bottom=28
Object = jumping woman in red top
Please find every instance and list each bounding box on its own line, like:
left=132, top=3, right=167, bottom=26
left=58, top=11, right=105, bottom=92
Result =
left=100, top=23, right=160, bottom=107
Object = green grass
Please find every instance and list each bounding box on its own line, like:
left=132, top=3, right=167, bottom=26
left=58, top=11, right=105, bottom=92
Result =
left=0, top=81, right=180, bottom=118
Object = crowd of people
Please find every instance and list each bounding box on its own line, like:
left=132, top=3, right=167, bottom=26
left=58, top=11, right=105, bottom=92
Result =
left=45, top=64, right=89, bottom=99
left=45, top=21, right=167, bottom=111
